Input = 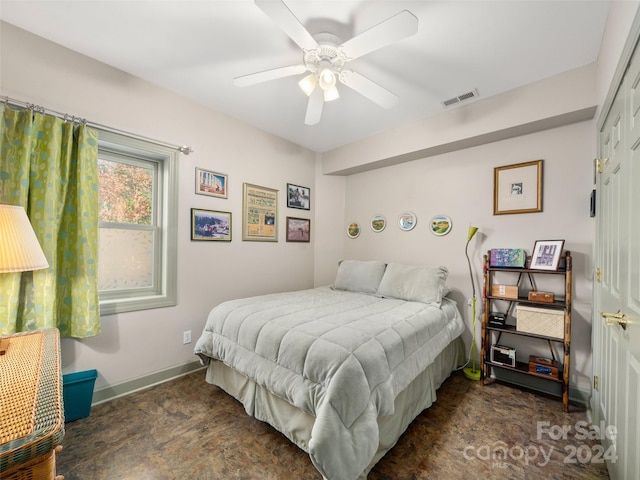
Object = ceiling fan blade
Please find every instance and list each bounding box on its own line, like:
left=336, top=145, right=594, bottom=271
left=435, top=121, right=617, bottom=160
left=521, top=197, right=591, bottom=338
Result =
left=339, top=10, right=418, bottom=60
left=234, top=64, right=307, bottom=87
left=304, top=88, right=324, bottom=125
left=255, top=0, right=318, bottom=51
left=339, top=70, right=398, bottom=109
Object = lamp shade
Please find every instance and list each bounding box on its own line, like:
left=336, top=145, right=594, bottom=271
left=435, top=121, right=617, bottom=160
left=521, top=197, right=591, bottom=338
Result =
left=467, top=225, right=479, bottom=241
left=298, top=73, right=317, bottom=96
left=0, top=205, right=49, bottom=273
left=323, top=86, right=340, bottom=102
left=318, top=68, right=336, bottom=91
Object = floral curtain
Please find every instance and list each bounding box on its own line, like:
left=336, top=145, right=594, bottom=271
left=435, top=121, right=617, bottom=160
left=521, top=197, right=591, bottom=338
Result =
left=0, top=104, right=100, bottom=337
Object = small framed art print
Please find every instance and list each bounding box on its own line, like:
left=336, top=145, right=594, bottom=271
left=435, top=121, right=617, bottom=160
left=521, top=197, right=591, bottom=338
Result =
left=191, top=208, right=231, bottom=241
left=196, top=168, right=228, bottom=198
left=530, top=240, right=565, bottom=270
left=287, top=183, right=310, bottom=210
left=286, top=217, right=310, bottom=242
left=494, top=160, right=542, bottom=215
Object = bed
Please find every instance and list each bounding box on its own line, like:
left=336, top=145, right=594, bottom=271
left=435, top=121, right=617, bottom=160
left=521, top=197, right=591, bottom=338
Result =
left=194, top=260, right=466, bottom=480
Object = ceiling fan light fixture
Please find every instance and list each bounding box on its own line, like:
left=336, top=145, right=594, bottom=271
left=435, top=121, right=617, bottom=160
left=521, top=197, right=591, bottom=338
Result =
left=323, top=85, right=340, bottom=102
left=298, top=73, right=317, bottom=96
left=318, top=67, right=336, bottom=91
left=247, top=1, right=419, bottom=125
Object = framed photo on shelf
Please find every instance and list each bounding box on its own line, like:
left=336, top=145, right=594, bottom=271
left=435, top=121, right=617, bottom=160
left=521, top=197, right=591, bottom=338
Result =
left=191, top=208, right=231, bottom=241
left=286, top=217, right=310, bottom=242
left=242, top=183, right=278, bottom=241
left=287, top=183, right=310, bottom=210
left=195, top=167, right=228, bottom=198
left=530, top=239, right=565, bottom=270
left=493, top=160, right=543, bottom=215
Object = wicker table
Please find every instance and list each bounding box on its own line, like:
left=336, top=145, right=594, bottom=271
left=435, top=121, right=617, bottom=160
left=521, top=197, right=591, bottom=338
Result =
left=0, top=329, right=65, bottom=480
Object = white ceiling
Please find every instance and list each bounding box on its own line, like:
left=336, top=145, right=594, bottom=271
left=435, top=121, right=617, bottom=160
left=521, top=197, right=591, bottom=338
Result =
left=0, top=1, right=611, bottom=153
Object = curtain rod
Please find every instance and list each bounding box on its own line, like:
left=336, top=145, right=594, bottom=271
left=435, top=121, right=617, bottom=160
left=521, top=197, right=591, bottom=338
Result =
left=1, top=95, right=194, bottom=155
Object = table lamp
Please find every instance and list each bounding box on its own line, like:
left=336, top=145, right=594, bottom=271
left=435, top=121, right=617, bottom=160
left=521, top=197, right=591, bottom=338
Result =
left=0, top=204, right=49, bottom=354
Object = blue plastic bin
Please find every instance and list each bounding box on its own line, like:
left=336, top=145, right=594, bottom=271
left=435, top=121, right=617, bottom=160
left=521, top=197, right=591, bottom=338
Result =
left=62, top=369, right=98, bottom=422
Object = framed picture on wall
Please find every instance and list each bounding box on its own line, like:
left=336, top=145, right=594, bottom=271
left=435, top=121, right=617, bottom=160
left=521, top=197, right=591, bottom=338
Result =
left=242, top=183, right=278, bottom=241
left=286, top=217, right=310, bottom=242
left=191, top=208, right=231, bottom=241
left=287, top=183, right=310, bottom=210
left=493, top=160, right=543, bottom=215
left=195, top=167, right=228, bottom=198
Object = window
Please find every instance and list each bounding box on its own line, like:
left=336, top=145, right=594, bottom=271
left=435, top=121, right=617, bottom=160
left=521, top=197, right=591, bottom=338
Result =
left=97, top=130, right=178, bottom=315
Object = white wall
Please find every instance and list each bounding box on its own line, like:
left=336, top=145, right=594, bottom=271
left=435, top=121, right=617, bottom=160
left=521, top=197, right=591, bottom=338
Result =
left=595, top=1, right=640, bottom=120
left=313, top=156, right=347, bottom=286
left=321, top=64, right=597, bottom=175
left=0, top=22, right=318, bottom=390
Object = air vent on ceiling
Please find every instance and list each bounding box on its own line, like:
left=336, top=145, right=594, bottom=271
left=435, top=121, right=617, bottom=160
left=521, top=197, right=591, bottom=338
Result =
left=442, top=89, right=479, bottom=107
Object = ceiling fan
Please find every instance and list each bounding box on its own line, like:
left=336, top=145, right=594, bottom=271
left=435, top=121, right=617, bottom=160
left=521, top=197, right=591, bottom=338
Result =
left=234, top=0, right=419, bottom=125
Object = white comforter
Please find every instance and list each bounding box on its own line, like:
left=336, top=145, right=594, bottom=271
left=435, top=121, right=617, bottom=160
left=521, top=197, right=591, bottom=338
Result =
left=194, top=286, right=464, bottom=480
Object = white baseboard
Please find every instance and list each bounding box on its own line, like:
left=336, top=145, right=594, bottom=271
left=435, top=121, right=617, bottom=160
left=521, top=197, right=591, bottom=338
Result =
left=91, top=360, right=205, bottom=405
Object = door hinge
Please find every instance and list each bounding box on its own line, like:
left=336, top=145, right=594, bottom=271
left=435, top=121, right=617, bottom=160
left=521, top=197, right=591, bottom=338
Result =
left=595, top=267, right=602, bottom=282
left=595, top=158, right=606, bottom=174
left=594, top=375, right=599, bottom=391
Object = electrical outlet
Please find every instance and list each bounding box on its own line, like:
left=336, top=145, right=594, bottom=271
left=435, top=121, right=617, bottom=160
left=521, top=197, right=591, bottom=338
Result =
left=183, top=330, right=192, bottom=345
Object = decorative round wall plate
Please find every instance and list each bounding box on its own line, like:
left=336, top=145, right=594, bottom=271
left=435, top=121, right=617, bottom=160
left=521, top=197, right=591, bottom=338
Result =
left=398, top=211, right=417, bottom=231
left=430, top=215, right=452, bottom=236
left=370, top=214, right=386, bottom=232
left=347, top=222, right=361, bottom=239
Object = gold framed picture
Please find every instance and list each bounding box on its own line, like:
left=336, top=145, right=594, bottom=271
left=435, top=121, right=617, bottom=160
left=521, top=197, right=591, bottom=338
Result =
left=191, top=208, right=231, bottom=241
left=242, top=183, right=278, bottom=241
left=493, top=160, right=543, bottom=215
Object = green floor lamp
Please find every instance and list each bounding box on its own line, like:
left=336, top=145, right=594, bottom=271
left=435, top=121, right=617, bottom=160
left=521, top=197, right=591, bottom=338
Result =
left=463, top=225, right=480, bottom=381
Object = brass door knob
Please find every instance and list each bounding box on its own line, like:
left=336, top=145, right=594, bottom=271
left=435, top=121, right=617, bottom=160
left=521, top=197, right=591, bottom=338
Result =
left=600, top=310, right=628, bottom=330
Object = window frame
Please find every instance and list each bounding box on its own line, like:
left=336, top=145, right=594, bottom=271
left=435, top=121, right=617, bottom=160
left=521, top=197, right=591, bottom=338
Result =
left=97, top=130, right=178, bottom=315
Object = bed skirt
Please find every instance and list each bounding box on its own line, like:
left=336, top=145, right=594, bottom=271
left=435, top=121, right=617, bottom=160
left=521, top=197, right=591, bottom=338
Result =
left=206, top=335, right=465, bottom=479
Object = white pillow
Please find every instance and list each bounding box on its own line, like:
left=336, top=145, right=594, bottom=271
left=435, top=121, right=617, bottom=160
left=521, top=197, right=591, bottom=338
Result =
left=333, top=260, right=387, bottom=294
left=376, top=263, right=449, bottom=306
